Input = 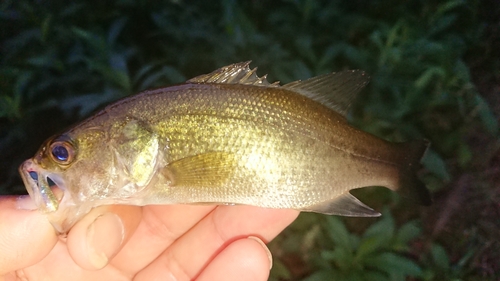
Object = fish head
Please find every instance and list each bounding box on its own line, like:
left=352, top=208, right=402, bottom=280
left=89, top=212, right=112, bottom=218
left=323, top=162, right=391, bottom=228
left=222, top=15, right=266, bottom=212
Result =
left=19, top=118, right=162, bottom=233
left=19, top=129, right=118, bottom=233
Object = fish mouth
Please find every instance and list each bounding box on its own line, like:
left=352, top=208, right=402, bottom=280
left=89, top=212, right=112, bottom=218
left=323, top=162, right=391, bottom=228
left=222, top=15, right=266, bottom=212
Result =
left=19, top=160, right=66, bottom=214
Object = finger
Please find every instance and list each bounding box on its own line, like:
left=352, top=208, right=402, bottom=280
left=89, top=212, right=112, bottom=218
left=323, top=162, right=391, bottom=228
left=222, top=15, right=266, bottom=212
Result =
left=210, top=206, right=299, bottom=243
left=196, top=236, right=272, bottom=281
left=0, top=196, right=57, bottom=275
left=14, top=240, right=130, bottom=281
left=134, top=205, right=299, bottom=281
left=66, top=205, right=142, bottom=270
left=111, top=205, right=215, bottom=275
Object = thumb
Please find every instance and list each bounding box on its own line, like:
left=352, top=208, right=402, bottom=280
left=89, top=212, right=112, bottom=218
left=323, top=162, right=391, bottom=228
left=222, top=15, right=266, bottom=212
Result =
left=66, top=205, right=142, bottom=270
left=0, top=196, right=58, bottom=275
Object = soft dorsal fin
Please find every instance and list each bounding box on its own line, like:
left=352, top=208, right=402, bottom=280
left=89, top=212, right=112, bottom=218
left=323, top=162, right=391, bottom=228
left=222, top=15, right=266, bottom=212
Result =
left=187, top=61, right=279, bottom=87
left=283, top=70, right=369, bottom=117
left=300, top=192, right=381, bottom=217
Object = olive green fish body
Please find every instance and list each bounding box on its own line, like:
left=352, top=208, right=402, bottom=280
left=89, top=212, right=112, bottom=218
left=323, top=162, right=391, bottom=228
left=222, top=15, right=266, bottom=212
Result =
left=71, top=83, right=397, bottom=205
left=19, top=62, right=430, bottom=233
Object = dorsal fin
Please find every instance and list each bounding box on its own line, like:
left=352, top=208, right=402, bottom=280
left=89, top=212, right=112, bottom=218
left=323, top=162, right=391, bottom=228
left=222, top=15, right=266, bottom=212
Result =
left=188, top=61, right=369, bottom=117
left=283, top=70, right=369, bottom=117
left=187, top=61, right=279, bottom=87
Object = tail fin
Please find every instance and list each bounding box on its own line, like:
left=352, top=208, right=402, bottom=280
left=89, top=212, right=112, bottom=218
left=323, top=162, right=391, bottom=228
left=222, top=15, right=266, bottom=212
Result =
left=397, top=140, right=432, bottom=206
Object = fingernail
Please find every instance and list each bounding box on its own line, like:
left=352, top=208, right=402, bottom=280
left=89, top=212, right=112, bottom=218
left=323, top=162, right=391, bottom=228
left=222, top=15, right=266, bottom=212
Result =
left=16, top=195, right=37, bottom=210
left=86, top=213, right=124, bottom=269
left=248, top=236, right=273, bottom=269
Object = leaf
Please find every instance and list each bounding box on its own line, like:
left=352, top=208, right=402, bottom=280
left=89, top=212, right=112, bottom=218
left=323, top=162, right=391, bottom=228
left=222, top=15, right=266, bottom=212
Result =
left=435, top=0, right=466, bottom=16
left=325, top=216, right=352, bottom=251
left=322, top=247, right=354, bottom=269
left=356, top=212, right=395, bottom=260
left=414, top=67, right=446, bottom=89
left=295, top=35, right=316, bottom=64
left=363, top=210, right=395, bottom=242
left=302, top=270, right=338, bottom=281
left=86, top=60, right=131, bottom=94
left=356, top=235, right=387, bottom=261
left=454, top=59, right=471, bottom=82
left=361, top=271, right=390, bottom=281
left=107, top=17, right=128, bottom=45
left=343, top=271, right=365, bottom=281
left=41, top=14, right=52, bottom=42
left=109, top=53, right=129, bottom=74
left=291, top=60, right=313, bottom=80
left=343, top=44, right=366, bottom=67
left=26, top=55, right=63, bottom=70
left=269, top=258, right=291, bottom=280
left=318, top=45, right=341, bottom=69
left=421, top=149, right=451, bottom=182
left=394, top=220, right=421, bottom=250
left=457, top=142, right=472, bottom=167
left=429, top=15, right=458, bottom=36
left=365, top=252, right=423, bottom=278
left=474, top=94, right=499, bottom=135
left=0, top=96, right=22, bottom=119
left=431, top=243, right=450, bottom=271
left=369, top=30, right=384, bottom=49
left=59, top=92, right=114, bottom=117
left=72, top=27, right=97, bottom=45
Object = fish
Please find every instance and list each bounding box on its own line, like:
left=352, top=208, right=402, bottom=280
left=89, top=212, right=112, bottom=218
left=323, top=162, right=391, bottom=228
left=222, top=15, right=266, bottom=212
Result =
left=19, top=61, right=431, bottom=233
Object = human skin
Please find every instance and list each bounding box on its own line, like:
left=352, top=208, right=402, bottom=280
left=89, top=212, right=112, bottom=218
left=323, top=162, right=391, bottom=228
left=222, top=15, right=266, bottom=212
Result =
left=0, top=196, right=299, bottom=281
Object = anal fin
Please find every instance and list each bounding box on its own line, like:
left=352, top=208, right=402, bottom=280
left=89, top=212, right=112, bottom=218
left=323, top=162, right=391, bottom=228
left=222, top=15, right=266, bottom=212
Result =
left=301, top=193, right=381, bottom=217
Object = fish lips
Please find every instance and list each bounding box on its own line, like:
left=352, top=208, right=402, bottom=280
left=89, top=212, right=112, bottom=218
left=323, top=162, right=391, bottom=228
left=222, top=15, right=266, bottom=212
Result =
left=19, top=159, right=66, bottom=214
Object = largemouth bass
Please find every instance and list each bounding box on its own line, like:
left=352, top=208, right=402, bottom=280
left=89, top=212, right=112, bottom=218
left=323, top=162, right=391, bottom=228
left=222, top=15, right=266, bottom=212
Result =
left=19, top=62, right=431, bottom=233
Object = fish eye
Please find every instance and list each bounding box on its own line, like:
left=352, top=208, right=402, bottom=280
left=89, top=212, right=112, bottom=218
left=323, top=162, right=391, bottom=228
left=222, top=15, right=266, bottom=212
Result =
left=49, top=141, right=75, bottom=165
left=29, top=171, right=38, bottom=181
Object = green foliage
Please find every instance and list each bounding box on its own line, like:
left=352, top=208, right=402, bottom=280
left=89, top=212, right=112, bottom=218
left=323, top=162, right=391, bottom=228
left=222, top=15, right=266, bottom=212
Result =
left=1, top=0, right=499, bottom=279
left=306, top=210, right=424, bottom=281
left=270, top=211, right=477, bottom=281
left=406, top=241, right=478, bottom=281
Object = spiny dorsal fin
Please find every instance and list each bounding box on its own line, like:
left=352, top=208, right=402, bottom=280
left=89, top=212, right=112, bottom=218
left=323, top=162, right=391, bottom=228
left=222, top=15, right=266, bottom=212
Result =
left=301, top=192, right=381, bottom=217
left=187, top=61, right=279, bottom=87
left=283, top=70, right=369, bottom=117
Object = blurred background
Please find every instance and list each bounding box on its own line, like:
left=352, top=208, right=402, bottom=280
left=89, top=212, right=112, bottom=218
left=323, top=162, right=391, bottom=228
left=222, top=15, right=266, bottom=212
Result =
left=1, top=0, right=499, bottom=280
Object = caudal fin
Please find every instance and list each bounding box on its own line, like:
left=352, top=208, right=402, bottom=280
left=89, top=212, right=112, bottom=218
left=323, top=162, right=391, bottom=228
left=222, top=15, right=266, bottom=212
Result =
left=397, top=140, right=432, bottom=206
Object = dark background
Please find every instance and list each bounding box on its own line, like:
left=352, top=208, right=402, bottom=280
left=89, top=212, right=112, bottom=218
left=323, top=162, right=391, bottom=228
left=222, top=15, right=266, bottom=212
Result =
left=1, top=0, right=499, bottom=280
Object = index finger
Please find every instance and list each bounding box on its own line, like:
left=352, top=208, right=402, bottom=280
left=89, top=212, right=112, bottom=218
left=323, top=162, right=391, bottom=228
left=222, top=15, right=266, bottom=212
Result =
left=134, top=205, right=299, bottom=280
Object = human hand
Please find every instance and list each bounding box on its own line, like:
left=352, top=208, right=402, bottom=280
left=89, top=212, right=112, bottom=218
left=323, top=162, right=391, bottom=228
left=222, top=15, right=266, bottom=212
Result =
left=0, top=196, right=299, bottom=281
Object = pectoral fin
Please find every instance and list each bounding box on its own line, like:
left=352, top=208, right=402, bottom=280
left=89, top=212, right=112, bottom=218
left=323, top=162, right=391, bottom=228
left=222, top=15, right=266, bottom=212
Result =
left=162, top=152, right=238, bottom=188
left=301, top=193, right=381, bottom=217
